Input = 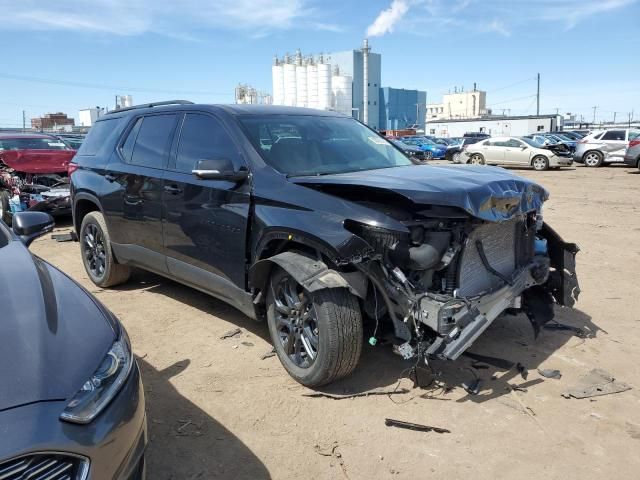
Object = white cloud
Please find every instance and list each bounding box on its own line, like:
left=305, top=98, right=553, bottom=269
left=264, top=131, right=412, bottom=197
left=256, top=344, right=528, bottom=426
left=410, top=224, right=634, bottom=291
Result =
left=369, top=0, right=636, bottom=38
left=366, top=0, right=410, bottom=37
left=0, top=0, right=331, bottom=37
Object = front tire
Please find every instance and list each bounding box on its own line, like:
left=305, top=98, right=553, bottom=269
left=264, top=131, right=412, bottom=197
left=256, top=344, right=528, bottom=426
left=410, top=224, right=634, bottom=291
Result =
left=532, top=155, right=549, bottom=171
left=80, top=211, right=131, bottom=287
left=583, top=151, right=603, bottom=167
left=266, top=267, right=363, bottom=387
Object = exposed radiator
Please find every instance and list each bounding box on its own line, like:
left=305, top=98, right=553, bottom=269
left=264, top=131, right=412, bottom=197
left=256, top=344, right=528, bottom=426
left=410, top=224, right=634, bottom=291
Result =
left=456, top=218, right=533, bottom=297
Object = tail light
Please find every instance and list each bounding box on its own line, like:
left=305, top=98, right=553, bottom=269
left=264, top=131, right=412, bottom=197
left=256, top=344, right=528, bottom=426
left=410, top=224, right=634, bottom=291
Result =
left=629, top=140, right=640, bottom=148
left=67, top=162, right=79, bottom=176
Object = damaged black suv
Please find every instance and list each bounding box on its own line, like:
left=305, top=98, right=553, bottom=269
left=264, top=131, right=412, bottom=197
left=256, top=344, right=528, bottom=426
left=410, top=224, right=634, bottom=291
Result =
left=70, top=101, right=580, bottom=387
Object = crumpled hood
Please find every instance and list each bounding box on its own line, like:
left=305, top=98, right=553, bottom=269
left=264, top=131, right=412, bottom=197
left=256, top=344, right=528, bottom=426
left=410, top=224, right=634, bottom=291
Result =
left=0, top=240, right=116, bottom=412
left=0, top=149, right=76, bottom=174
left=292, top=164, right=549, bottom=222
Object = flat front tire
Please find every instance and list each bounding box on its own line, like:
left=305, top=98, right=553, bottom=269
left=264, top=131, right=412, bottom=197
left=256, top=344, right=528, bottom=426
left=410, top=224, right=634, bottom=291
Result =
left=266, top=267, right=363, bottom=387
left=80, top=211, right=130, bottom=287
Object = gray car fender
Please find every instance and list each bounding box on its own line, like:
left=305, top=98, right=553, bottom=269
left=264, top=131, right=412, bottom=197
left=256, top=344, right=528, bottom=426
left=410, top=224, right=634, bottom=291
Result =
left=249, top=251, right=367, bottom=300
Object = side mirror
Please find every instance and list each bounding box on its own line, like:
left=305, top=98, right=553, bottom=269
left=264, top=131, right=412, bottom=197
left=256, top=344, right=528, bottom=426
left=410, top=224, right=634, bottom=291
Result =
left=12, top=212, right=55, bottom=247
left=521, top=146, right=528, bottom=150
left=192, top=159, right=249, bottom=182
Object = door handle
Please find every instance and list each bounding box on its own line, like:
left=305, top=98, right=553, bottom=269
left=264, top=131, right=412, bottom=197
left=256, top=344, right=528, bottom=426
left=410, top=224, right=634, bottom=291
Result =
left=105, top=173, right=117, bottom=182
left=164, top=184, right=183, bottom=195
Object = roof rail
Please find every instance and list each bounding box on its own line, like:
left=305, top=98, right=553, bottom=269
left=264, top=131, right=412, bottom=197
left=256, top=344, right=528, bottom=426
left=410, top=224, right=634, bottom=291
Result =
left=106, top=100, right=194, bottom=115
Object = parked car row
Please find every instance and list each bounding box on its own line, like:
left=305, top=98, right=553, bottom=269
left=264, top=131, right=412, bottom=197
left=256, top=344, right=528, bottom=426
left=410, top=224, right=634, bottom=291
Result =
left=573, top=128, right=640, bottom=167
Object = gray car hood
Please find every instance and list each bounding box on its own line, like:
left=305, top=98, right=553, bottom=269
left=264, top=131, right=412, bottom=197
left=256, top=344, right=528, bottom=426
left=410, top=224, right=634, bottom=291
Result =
left=292, top=164, right=548, bottom=222
left=0, top=240, right=116, bottom=412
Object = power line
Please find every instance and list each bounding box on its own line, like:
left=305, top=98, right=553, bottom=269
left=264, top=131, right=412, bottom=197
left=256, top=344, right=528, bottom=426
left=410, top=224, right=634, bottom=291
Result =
left=0, top=73, right=230, bottom=97
left=485, top=76, right=536, bottom=94
left=487, top=94, right=537, bottom=107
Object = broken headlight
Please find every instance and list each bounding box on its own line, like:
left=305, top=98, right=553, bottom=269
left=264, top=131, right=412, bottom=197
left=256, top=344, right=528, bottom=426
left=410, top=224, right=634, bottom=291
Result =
left=60, top=331, right=133, bottom=424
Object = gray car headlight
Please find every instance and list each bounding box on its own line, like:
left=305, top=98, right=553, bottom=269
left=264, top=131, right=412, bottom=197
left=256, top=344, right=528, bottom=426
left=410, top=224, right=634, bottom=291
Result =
left=60, top=331, right=133, bottom=424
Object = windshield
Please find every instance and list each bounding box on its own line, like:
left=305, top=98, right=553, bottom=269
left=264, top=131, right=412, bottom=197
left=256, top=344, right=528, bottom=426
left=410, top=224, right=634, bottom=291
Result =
left=239, top=115, right=413, bottom=176
left=521, top=137, right=544, bottom=148
left=554, top=134, right=572, bottom=141
left=0, top=137, right=68, bottom=151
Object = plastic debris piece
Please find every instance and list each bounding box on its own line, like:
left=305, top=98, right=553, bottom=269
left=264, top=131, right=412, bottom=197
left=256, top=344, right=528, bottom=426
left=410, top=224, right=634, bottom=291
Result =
left=463, top=352, right=515, bottom=370
left=219, top=327, right=242, bottom=339
left=384, top=418, right=450, bottom=434
left=538, top=368, right=562, bottom=379
left=462, top=378, right=481, bottom=395
left=517, top=362, right=529, bottom=380
left=562, top=368, right=631, bottom=399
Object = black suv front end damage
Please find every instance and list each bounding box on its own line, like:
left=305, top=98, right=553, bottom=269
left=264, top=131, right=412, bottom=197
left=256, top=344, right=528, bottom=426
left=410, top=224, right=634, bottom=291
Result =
left=289, top=165, right=580, bottom=362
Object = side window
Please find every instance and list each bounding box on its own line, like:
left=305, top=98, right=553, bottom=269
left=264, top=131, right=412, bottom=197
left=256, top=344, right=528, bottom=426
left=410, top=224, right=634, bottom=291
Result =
left=129, top=114, right=178, bottom=169
left=629, top=131, right=640, bottom=141
left=77, top=117, right=123, bottom=156
left=507, top=139, right=522, bottom=148
left=175, top=114, right=239, bottom=174
left=601, top=130, right=625, bottom=141
left=120, top=117, right=142, bottom=163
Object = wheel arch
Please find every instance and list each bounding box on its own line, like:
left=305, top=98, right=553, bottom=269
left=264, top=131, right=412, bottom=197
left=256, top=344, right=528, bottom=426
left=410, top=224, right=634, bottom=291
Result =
left=530, top=154, right=549, bottom=166
left=73, top=192, right=103, bottom=235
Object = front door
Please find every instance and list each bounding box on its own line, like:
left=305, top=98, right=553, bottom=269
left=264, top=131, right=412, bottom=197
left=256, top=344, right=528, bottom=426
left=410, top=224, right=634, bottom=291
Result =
left=482, top=139, right=505, bottom=164
left=102, top=113, right=179, bottom=273
left=162, top=112, right=251, bottom=292
left=502, top=138, right=531, bottom=165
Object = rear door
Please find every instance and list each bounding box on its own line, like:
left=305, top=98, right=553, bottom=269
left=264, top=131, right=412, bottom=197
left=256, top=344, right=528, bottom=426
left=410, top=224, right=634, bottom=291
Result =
left=102, top=113, right=179, bottom=273
left=600, top=130, right=627, bottom=160
left=162, top=112, right=251, bottom=291
left=482, top=139, right=506, bottom=164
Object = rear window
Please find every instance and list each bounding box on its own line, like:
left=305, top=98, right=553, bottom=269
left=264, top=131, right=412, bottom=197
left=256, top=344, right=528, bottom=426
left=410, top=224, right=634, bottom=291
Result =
left=629, top=131, right=640, bottom=141
left=128, top=114, right=178, bottom=169
left=601, top=130, right=625, bottom=141
left=78, top=118, right=124, bottom=156
left=0, top=137, right=67, bottom=151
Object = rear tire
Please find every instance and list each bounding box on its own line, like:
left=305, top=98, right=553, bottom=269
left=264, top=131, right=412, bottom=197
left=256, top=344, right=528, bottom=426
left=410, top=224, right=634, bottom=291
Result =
left=0, top=190, right=10, bottom=224
left=532, top=155, right=549, bottom=171
left=583, top=151, right=603, bottom=167
left=80, top=211, right=130, bottom=287
left=266, top=267, right=363, bottom=387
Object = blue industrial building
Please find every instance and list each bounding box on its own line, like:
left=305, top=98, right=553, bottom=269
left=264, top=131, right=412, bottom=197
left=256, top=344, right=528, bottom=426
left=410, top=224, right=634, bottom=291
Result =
left=379, top=87, right=427, bottom=132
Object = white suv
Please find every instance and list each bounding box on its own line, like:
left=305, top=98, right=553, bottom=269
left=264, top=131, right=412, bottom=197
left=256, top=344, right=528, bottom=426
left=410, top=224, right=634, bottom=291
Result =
left=574, top=129, right=640, bottom=167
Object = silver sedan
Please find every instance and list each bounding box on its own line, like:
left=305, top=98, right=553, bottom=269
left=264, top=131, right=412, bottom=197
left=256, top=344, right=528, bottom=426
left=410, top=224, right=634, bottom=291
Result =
left=462, top=136, right=573, bottom=170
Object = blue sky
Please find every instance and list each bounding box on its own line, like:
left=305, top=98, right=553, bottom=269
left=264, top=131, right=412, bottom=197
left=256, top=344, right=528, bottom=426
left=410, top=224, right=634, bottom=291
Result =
left=0, top=0, right=638, bottom=127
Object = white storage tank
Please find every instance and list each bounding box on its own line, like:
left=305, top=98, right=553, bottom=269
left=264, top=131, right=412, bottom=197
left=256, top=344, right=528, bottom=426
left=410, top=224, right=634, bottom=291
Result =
left=317, top=63, right=332, bottom=111
left=283, top=63, right=297, bottom=107
left=272, top=62, right=285, bottom=106
left=332, top=74, right=353, bottom=116
left=306, top=63, right=318, bottom=109
left=296, top=64, right=308, bottom=108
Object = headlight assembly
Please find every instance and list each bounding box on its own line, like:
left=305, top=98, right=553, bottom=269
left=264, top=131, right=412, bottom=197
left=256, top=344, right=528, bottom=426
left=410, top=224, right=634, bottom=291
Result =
left=60, top=331, right=133, bottom=424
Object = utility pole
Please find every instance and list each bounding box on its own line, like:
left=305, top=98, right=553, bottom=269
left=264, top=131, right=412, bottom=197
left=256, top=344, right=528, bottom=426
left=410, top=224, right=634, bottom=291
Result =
left=536, top=73, right=540, bottom=116
left=613, top=112, right=617, bottom=124
left=22, top=110, right=26, bottom=132
left=592, top=106, right=598, bottom=124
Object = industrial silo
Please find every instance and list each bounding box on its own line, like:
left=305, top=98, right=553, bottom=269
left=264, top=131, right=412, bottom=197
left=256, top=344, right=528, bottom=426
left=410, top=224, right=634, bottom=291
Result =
left=307, top=61, right=318, bottom=109
left=332, top=72, right=353, bottom=117
left=283, top=62, right=297, bottom=107
left=296, top=64, right=308, bottom=108
left=271, top=57, right=285, bottom=105
left=317, top=62, right=332, bottom=111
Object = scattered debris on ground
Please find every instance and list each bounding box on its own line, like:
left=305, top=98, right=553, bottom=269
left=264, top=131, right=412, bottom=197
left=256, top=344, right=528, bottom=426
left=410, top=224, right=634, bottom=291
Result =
left=562, top=369, right=631, bottom=399
left=241, top=341, right=254, bottom=347
left=517, top=362, right=529, bottom=380
left=384, top=418, right=450, bottom=434
left=538, top=368, right=562, bottom=379
left=303, top=388, right=410, bottom=400
left=219, top=327, right=242, bottom=339
left=260, top=347, right=276, bottom=360
left=462, top=378, right=481, bottom=395
left=314, top=441, right=349, bottom=479
left=543, top=321, right=587, bottom=338
left=51, top=232, right=76, bottom=242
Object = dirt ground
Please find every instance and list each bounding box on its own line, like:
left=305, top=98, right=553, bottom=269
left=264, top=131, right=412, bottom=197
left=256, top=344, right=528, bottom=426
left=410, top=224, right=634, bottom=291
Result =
left=32, top=163, right=640, bottom=479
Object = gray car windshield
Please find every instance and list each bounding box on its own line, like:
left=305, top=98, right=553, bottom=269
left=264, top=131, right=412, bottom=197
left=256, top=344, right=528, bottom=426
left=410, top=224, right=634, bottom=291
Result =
left=240, top=115, right=413, bottom=176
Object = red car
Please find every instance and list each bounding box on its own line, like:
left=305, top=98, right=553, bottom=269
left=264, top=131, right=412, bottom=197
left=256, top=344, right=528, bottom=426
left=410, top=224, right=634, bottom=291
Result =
left=0, top=133, right=76, bottom=223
